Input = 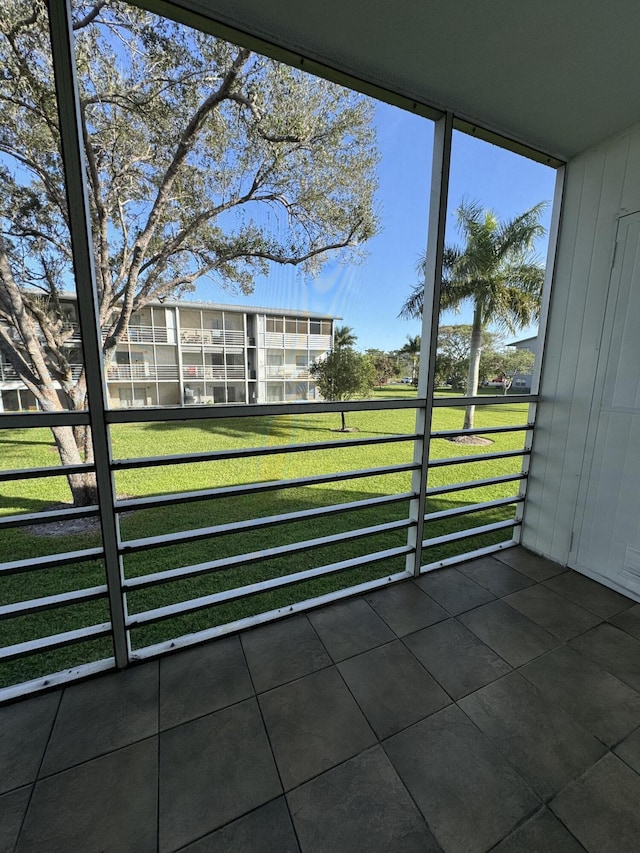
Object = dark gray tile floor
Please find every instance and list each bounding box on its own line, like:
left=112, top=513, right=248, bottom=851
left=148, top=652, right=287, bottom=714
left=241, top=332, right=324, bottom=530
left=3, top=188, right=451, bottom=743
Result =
left=3, top=547, right=640, bottom=852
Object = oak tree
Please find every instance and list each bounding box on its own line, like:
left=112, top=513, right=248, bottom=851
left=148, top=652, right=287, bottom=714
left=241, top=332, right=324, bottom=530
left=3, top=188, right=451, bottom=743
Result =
left=0, top=0, right=379, bottom=504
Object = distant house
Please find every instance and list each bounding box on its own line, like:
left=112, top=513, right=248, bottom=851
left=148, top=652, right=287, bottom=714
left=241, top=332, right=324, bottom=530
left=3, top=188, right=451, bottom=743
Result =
left=508, top=335, right=538, bottom=356
left=505, top=335, right=538, bottom=393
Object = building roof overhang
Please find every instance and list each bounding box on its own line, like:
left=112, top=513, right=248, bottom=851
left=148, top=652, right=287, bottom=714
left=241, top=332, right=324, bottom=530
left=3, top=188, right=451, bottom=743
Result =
left=145, top=0, right=640, bottom=162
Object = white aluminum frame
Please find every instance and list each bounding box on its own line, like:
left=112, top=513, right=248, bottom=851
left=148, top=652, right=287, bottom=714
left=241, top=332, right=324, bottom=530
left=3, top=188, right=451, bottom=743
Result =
left=0, top=0, right=564, bottom=702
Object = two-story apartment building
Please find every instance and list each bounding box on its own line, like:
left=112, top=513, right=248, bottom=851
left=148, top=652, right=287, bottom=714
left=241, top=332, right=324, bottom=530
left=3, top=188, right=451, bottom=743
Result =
left=0, top=298, right=336, bottom=411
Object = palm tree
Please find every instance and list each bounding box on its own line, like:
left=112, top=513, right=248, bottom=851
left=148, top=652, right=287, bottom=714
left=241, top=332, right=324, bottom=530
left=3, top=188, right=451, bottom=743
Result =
left=400, top=200, right=546, bottom=428
left=333, top=325, right=357, bottom=349
left=400, top=334, right=421, bottom=383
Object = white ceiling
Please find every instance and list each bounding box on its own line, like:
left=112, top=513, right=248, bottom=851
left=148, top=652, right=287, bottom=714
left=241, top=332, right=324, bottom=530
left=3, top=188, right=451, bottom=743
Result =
left=157, top=0, right=640, bottom=161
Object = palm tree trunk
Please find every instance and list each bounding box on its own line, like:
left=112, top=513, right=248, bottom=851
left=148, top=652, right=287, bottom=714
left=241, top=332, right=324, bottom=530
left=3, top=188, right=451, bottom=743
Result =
left=463, top=303, right=483, bottom=430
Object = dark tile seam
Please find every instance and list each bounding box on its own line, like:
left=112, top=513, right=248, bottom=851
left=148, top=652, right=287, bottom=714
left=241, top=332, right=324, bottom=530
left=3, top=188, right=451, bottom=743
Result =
left=483, top=804, right=586, bottom=853
left=14, top=687, right=63, bottom=850
left=399, top=595, right=540, bottom=678
left=30, top=732, right=159, bottom=786
left=539, top=580, right=636, bottom=619
left=332, top=651, right=457, bottom=752
left=237, top=627, right=302, bottom=852
left=604, top=613, right=640, bottom=639
left=363, top=586, right=447, bottom=636
left=282, top=740, right=439, bottom=849
left=554, top=628, right=640, bottom=696
left=239, top=614, right=336, bottom=689
left=399, top=633, right=515, bottom=702
left=168, top=794, right=290, bottom=853
left=302, top=602, right=401, bottom=668
left=498, top=593, right=604, bottom=642
left=452, top=697, right=621, bottom=807
left=492, top=550, right=567, bottom=581
left=514, top=642, right=640, bottom=752
left=611, top=744, right=640, bottom=779
left=304, top=598, right=396, bottom=665
left=408, top=577, right=496, bottom=618
left=377, top=710, right=541, bottom=853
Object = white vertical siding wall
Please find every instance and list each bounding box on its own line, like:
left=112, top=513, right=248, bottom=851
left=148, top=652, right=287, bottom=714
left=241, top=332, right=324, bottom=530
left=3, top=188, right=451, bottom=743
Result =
left=524, top=120, right=640, bottom=596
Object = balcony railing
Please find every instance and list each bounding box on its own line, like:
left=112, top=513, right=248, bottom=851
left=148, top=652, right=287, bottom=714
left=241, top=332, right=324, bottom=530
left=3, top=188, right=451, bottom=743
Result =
left=182, top=365, right=246, bottom=380
left=265, top=367, right=311, bottom=379
left=106, top=364, right=179, bottom=381
left=1, top=362, right=84, bottom=381
left=264, top=332, right=332, bottom=350
left=0, top=393, right=534, bottom=702
left=180, top=328, right=245, bottom=347
left=100, top=325, right=171, bottom=344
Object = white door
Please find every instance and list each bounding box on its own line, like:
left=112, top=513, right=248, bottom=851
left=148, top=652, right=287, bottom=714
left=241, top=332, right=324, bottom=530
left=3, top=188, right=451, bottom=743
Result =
left=571, top=211, right=640, bottom=595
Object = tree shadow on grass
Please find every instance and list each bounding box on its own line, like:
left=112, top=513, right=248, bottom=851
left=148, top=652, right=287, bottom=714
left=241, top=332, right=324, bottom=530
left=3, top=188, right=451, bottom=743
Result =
left=0, top=435, right=57, bottom=448
left=131, top=414, right=416, bottom=447
left=0, top=493, right=57, bottom=516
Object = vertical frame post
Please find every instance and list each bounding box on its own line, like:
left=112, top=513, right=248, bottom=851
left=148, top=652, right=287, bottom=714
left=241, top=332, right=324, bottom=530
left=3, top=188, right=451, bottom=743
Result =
left=514, top=163, right=566, bottom=543
left=47, top=0, right=129, bottom=667
left=406, top=112, right=453, bottom=576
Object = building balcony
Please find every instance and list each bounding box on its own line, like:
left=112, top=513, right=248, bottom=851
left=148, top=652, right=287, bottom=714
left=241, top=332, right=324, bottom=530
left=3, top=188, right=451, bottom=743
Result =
left=182, top=364, right=246, bottom=380
left=179, top=328, right=245, bottom=347
left=265, top=367, right=311, bottom=379
left=101, top=325, right=172, bottom=344
left=3, top=547, right=640, bottom=851
left=265, top=332, right=332, bottom=350
left=106, top=363, right=179, bottom=381
left=1, top=362, right=84, bottom=381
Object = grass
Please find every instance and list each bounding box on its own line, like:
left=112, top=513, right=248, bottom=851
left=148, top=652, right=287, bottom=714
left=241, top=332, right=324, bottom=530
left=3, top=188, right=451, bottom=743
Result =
left=0, top=387, right=531, bottom=688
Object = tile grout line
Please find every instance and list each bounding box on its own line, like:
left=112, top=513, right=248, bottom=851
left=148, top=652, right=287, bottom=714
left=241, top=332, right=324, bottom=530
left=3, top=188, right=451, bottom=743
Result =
left=237, top=627, right=303, bottom=850
left=13, top=687, right=64, bottom=850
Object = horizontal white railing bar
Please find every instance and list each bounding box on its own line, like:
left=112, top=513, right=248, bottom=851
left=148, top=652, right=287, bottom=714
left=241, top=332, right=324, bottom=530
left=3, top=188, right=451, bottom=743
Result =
left=105, top=397, right=422, bottom=423
left=424, top=495, right=523, bottom=523
left=422, top=517, right=519, bottom=549
left=432, top=394, right=538, bottom=407
left=0, top=410, right=90, bottom=428
left=0, top=547, right=104, bottom=577
left=421, top=539, right=518, bottom=573
left=115, top=462, right=418, bottom=512
left=120, top=492, right=414, bottom=552
left=427, top=472, right=527, bottom=497
left=0, top=622, right=112, bottom=663
left=0, top=462, right=94, bottom=482
left=0, top=585, right=108, bottom=620
left=431, top=423, right=534, bottom=438
left=428, top=448, right=530, bottom=468
left=129, top=569, right=412, bottom=661
left=0, top=657, right=115, bottom=705
left=123, top=519, right=413, bottom=591
left=126, top=545, right=412, bottom=627
left=111, top=432, right=417, bottom=471
left=0, top=505, right=100, bottom=530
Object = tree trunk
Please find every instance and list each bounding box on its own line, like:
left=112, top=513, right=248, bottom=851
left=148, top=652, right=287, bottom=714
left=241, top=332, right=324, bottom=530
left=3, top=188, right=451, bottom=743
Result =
left=340, top=410, right=347, bottom=431
left=51, top=424, right=99, bottom=506
left=463, top=303, right=483, bottom=430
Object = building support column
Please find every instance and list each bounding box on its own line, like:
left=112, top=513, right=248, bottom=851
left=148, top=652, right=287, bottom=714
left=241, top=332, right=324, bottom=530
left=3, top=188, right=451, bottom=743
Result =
left=405, top=112, right=453, bottom=577
left=48, top=0, right=129, bottom=667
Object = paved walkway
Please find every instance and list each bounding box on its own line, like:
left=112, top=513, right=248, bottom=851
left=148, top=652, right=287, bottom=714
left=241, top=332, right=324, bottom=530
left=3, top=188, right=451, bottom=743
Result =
left=3, top=548, right=640, bottom=852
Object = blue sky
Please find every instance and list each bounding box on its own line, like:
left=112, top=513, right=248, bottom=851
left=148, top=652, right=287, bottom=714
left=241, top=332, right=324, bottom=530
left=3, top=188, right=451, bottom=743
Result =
left=194, top=100, right=558, bottom=353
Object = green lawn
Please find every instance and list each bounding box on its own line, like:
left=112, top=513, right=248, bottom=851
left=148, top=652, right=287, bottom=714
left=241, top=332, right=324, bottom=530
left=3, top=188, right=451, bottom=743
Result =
left=0, top=388, right=531, bottom=688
